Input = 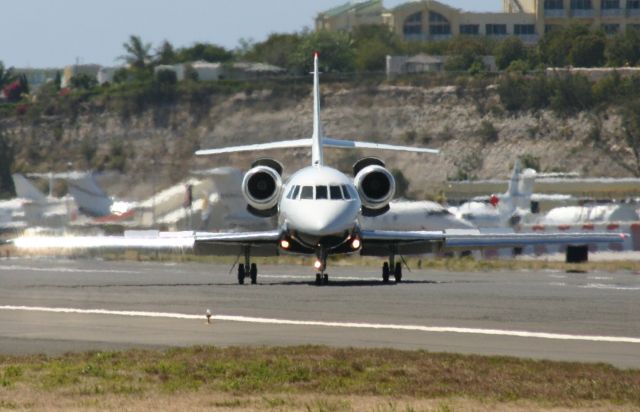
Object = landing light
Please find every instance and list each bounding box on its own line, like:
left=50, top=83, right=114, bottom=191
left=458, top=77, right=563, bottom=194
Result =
left=351, top=238, right=361, bottom=250
left=280, top=239, right=290, bottom=249
left=314, top=260, right=322, bottom=270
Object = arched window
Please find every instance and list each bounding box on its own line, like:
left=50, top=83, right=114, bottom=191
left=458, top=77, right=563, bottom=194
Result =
left=429, top=11, right=451, bottom=35
left=403, top=12, right=422, bottom=35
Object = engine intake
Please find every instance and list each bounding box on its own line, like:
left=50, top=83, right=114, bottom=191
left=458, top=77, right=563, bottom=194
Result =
left=242, top=165, right=282, bottom=217
left=354, top=164, right=395, bottom=216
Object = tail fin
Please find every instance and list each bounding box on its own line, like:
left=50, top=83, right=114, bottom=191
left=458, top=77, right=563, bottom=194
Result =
left=66, top=174, right=113, bottom=217
left=506, top=160, right=521, bottom=197
left=12, top=174, right=47, bottom=204
left=311, top=52, right=323, bottom=167
left=195, top=54, right=440, bottom=159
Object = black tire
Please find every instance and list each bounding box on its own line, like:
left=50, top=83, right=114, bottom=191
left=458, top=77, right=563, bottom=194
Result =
left=394, top=262, right=402, bottom=283
left=382, top=262, right=390, bottom=283
left=315, top=273, right=322, bottom=286
left=323, top=274, right=329, bottom=285
left=237, top=264, right=245, bottom=285
left=250, top=263, right=257, bottom=284
left=566, top=245, right=589, bottom=264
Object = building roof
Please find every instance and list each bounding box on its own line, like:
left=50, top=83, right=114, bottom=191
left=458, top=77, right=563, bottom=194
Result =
left=405, top=54, right=445, bottom=64
left=321, top=0, right=381, bottom=17
left=392, top=0, right=461, bottom=12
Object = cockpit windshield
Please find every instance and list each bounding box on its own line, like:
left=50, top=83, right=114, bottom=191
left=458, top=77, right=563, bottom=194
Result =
left=330, top=186, right=342, bottom=200
left=300, top=186, right=314, bottom=200
left=287, top=184, right=354, bottom=200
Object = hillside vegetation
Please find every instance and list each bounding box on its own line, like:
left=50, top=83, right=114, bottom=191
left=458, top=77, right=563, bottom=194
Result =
left=2, top=25, right=640, bottom=199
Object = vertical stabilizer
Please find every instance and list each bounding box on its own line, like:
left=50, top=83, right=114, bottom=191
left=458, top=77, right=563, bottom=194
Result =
left=507, top=160, right=521, bottom=197
left=311, top=52, right=323, bottom=167
left=67, top=174, right=113, bottom=217
left=12, top=174, right=47, bottom=204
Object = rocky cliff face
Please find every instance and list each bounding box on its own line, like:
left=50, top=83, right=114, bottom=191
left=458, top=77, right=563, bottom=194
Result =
left=2, top=83, right=634, bottom=201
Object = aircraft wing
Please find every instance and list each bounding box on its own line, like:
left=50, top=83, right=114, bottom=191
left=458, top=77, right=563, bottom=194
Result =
left=360, top=229, right=626, bottom=256
left=11, top=230, right=283, bottom=257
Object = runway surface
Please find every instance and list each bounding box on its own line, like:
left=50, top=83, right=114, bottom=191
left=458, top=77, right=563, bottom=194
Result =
left=0, top=258, right=638, bottom=368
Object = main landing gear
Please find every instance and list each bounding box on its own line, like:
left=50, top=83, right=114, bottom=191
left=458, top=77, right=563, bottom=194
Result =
left=382, top=254, right=402, bottom=283
left=237, top=246, right=258, bottom=285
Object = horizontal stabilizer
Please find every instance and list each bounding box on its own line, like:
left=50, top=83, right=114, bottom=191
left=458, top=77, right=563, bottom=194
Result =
left=324, top=138, right=439, bottom=154
left=196, top=138, right=439, bottom=156
left=195, top=139, right=312, bottom=156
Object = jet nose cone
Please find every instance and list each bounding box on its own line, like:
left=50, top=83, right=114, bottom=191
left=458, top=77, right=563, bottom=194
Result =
left=298, top=202, right=358, bottom=236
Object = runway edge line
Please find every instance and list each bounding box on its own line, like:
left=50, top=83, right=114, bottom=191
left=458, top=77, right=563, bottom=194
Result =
left=1, top=305, right=639, bottom=344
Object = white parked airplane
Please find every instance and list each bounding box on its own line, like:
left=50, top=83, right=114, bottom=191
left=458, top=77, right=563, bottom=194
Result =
left=11, top=54, right=625, bottom=284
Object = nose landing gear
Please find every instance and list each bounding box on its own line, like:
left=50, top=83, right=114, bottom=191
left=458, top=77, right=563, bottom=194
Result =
left=314, top=249, right=329, bottom=286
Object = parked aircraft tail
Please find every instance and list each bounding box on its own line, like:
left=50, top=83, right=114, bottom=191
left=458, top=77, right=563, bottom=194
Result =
left=66, top=174, right=113, bottom=217
left=12, top=174, right=47, bottom=204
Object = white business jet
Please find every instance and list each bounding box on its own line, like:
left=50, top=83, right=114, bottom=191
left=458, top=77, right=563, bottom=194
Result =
left=12, top=54, right=625, bottom=284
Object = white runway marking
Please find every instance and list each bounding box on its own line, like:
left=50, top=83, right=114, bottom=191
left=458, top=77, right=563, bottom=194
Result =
left=0, top=265, right=141, bottom=274
left=581, top=283, right=640, bottom=291
left=1, top=305, right=639, bottom=344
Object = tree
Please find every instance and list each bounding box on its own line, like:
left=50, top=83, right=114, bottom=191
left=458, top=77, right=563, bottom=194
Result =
left=538, top=24, right=589, bottom=66
left=119, top=35, right=152, bottom=69
left=569, top=33, right=606, bottom=67
left=176, top=43, right=233, bottom=63
left=0, top=61, right=15, bottom=90
left=352, top=25, right=402, bottom=72
left=70, top=73, right=97, bottom=89
left=292, top=30, right=354, bottom=73
left=495, top=37, right=527, bottom=70
left=0, top=126, right=15, bottom=199
left=244, top=33, right=302, bottom=69
left=443, top=35, right=489, bottom=72
left=606, top=28, right=640, bottom=66
left=354, top=38, right=392, bottom=72
left=155, top=40, right=177, bottom=65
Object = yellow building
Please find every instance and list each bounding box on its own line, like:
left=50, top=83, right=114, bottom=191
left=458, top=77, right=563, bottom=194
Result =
left=316, top=0, right=388, bottom=31
left=316, top=0, right=640, bottom=43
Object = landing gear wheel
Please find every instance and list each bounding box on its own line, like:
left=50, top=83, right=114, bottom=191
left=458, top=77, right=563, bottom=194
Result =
left=382, top=262, right=390, bottom=283
left=315, top=273, right=322, bottom=286
left=323, top=274, right=329, bottom=285
left=250, top=263, right=258, bottom=284
left=237, top=264, right=245, bottom=285
left=394, top=262, right=402, bottom=283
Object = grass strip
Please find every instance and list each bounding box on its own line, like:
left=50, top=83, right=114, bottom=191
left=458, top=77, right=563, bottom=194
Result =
left=0, top=346, right=638, bottom=410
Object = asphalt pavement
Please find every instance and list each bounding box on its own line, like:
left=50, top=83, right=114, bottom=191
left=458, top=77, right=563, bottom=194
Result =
left=0, top=258, right=638, bottom=368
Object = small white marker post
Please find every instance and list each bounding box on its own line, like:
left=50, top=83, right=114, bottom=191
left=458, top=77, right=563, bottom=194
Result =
left=206, top=309, right=212, bottom=324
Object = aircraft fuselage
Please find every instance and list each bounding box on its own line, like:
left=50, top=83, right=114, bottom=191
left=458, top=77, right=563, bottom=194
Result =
left=279, top=166, right=361, bottom=252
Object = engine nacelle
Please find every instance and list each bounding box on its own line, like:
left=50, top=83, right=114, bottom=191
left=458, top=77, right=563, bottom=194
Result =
left=354, top=164, right=395, bottom=215
left=242, top=165, right=282, bottom=217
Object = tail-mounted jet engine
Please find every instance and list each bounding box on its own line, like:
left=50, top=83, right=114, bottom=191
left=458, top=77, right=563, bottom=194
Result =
left=242, top=158, right=283, bottom=217
left=353, top=157, right=395, bottom=217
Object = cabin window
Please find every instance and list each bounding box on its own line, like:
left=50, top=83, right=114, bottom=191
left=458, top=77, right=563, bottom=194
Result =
left=330, top=185, right=343, bottom=200
left=341, top=185, right=352, bottom=200
left=292, top=185, right=300, bottom=199
left=300, top=186, right=314, bottom=200
left=316, top=185, right=328, bottom=199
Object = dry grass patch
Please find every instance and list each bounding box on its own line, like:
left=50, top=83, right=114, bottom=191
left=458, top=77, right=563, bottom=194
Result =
left=0, top=346, right=638, bottom=410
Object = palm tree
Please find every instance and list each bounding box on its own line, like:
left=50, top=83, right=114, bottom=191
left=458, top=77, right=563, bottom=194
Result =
left=0, top=61, right=15, bottom=89
left=119, top=35, right=152, bottom=69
